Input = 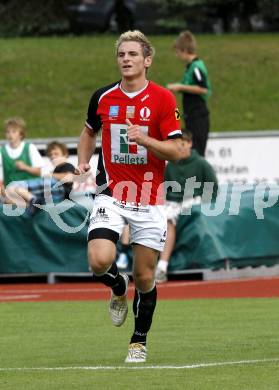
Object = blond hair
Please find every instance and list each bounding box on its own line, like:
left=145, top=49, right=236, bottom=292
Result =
left=115, top=30, right=155, bottom=58
left=173, top=31, right=197, bottom=54
left=4, top=117, right=27, bottom=139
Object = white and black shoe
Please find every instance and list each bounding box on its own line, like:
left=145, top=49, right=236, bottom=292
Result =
left=109, top=273, right=129, bottom=327
left=125, top=343, right=147, bottom=363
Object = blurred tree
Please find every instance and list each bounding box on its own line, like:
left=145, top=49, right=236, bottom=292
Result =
left=258, top=0, right=279, bottom=30
left=149, top=0, right=278, bottom=32
left=115, top=0, right=134, bottom=32
left=0, top=0, right=278, bottom=36
left=0, top=0, right=70, bottom=36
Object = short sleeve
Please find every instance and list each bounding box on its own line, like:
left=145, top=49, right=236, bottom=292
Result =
left=85, top=91, right=102, bottom=133
left=158, top=90, right=182, bottom=140
left=85, top=82, right=119, bottom=133
left=193, top=66, right=207, bottom=88
left=29, top=144, right=44, bottom=168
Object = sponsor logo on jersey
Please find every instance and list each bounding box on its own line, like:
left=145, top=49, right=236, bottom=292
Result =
left=140, top=107, right=151, bottom=121
left=175, top=108, right=180, bottom=120
left=109, top=105, right=119, bottom=118
left=110, top=123, right=148, bottom=165
left=126, top=106, right=135, bottom=119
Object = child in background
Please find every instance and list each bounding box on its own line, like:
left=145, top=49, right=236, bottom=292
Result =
left=44, top=141, right=75, bottom=200
left=0, top=117, right=43, bottom=189
left=2, top=139, right=75, bottom=215
left=167, top=31, right=212, bottom=156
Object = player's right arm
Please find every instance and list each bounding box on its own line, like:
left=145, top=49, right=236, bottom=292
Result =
left=76, top=85, right=106, bottom=175
left=76, top=126, right=97, bottom=174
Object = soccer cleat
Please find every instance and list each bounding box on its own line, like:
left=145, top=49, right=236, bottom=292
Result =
left=125, top=343, right=147, bottom=363
left=109, top=273, right=129, bottom=327
left=155, top=267, right=167, bottom=283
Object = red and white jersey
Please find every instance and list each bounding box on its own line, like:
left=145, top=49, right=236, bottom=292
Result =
left=85, top=81, right=182, bottom=205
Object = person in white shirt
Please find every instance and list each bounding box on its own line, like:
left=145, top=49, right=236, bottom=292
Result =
left=0, top=117, right=43, bottom=207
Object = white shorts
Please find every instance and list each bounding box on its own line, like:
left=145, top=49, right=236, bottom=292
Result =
left=88, top=195, right=167, bottom=252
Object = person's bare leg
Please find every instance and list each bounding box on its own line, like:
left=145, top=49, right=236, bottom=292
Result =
left=4, top=186, right=32, bottom=207
left=88, top=238, right=117, bottom=274
left=88, top=238, right=129, bottom=326
left=121, top=224, right=130, bottom=245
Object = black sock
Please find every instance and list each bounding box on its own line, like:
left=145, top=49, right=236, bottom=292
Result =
left=92, top=262, right=126, bottom=296
left=130, top=285, right=157, bottom=345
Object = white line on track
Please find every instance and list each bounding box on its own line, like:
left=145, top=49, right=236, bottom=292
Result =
left=1, top=277, right=278, bottom=295
left=0, top=294, right=41, bottom=300
left=0, top=288, right=109, bottom=294
left=0, top=358, right=278, bottom=371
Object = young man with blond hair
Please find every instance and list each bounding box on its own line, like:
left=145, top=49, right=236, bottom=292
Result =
left=76, top=30, right=187, bottom=363
left=167, top=30, right=212, bottom=156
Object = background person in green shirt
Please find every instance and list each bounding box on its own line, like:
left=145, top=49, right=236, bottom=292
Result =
left=0, top=117, right=43, bottom=193
left=0, top=117, right=44, bottom=209
left=167, top=31, right=212, bottom=156
left=155, top=131, right=218, bottom=283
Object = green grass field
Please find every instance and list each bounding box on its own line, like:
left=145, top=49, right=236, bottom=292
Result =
left=0, top=298, right=279, bottom=389
left=0, top=33, right=278, bottom=138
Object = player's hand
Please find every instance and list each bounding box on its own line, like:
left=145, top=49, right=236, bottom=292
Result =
left=75, top=163, right=91, bottom=175
left=15, top=160, right=28, bottom=171
left=126, top=119, right=148, bottom=147
left=166, top=83, right=182, bottom=92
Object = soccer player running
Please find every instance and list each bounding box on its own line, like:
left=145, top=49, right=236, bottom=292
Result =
left=76, top=30, right=186, bottom=363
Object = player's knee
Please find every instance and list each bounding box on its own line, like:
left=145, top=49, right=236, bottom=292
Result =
left=133, top=271, right=154, bottom=291
left=88, top=247, right=113, bottom=274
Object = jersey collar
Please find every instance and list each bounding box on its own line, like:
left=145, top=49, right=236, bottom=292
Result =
left=119, top=81, right=149, bottom=99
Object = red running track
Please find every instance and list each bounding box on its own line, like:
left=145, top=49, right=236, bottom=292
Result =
left=0, top=277, right=279, bottom=303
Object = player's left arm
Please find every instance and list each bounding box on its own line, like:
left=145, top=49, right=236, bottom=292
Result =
left=127, top=89, right=191, bottom=161
left=126, top=120, right=190, bottom=161
left=142, top=136, right=188, bottom=161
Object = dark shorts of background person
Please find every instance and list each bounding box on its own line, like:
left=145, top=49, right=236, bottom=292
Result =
left=184, top=113, right=209, bottom=157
